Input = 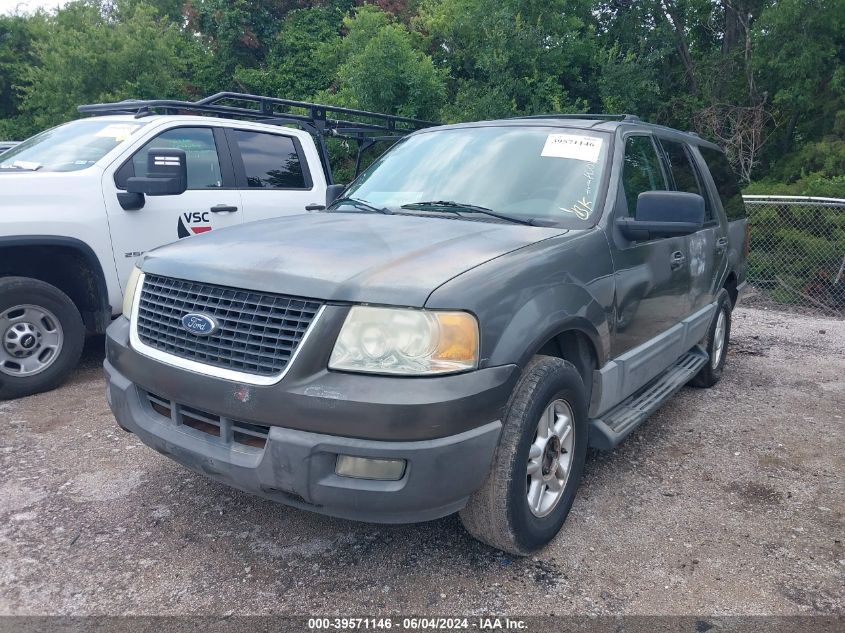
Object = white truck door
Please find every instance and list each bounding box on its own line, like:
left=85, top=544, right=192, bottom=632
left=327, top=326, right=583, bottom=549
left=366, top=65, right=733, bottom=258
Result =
left=224, top=128, right=326, bottom=223
left=102, top=126, right=243, bottom=289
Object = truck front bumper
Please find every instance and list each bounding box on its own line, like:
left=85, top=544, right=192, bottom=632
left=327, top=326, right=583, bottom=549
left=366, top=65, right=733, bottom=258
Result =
left=105, top=317, right=515, bottom=524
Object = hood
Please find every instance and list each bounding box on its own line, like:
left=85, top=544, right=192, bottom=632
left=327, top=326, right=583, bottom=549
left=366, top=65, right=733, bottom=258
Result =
left=0, top=170, right=96, bottom=202
left=141, top=212, right=566, bottom=306
left=0, top=171, right=102, bottom=231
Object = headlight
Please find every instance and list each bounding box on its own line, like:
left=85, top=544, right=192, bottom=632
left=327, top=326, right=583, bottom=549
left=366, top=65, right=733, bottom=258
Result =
left=122, top=266, right=142, bottom=320
left=329, top=306, right=479, bottom=375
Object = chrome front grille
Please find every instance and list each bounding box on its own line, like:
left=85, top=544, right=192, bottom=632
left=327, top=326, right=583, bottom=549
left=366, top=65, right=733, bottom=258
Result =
left=135, top=274, right=322, bottom=377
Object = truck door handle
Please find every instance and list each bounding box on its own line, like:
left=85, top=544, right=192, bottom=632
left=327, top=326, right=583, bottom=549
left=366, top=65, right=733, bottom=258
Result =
left=715, top=237, right=728, bottom=254
left=670, top=251, right=686, bottom=269
left=305, top=203, right=326, bottom=211
left=210, top=204, right=238, bottom=213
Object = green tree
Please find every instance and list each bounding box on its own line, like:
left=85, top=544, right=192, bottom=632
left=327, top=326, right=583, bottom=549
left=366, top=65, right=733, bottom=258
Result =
left=418, top=0, right=596, bottom=121
left=0, top=13, right=47, bottom=139
left=319, top=5, right=445, bottom=120
left=19, top=0, right=200, bottom=131
left=754, top=0, right=845, bottom=158
left=234, top=7, right=344, bottom=100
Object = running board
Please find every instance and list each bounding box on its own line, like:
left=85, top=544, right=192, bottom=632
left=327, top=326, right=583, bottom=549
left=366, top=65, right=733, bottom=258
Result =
left=588, top=346, right=708, bottom=450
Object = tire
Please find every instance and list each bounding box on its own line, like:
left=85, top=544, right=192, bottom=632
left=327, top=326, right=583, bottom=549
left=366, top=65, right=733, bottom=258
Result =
left=460, top=356, right=588, bottom=555
left=689, top=288, right=732, bottom=389
left=0, top=277, right=85, bottom=400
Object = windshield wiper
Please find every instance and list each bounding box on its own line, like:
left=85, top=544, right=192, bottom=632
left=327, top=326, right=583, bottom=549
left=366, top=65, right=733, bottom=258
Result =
left=400, top=200, right=534, bottom=226
left=329, top=197, right=392, bottom=215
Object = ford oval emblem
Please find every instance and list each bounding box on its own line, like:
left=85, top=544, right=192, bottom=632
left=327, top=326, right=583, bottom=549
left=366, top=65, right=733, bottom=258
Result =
left=181, top=313, right=218, bottom=336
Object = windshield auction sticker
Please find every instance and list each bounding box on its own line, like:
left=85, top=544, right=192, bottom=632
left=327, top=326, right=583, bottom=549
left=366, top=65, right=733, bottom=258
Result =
left=95, top=124, right=137, bottom=142
left=541, top=134, right=603, bottom=162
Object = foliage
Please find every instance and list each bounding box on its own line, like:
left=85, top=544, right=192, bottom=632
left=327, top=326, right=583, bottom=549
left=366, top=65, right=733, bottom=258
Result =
left=746, top=200, right=845, bottom=309
left=16, top=1, right=198, bottom=135
left=0, top=0, right=842, bottom=192
left=0, top=12, right=46, bottom=139
left=234, top=7, right=345, bottom=100
left=417, top=0, right=595, bottom=121
left=743, top=174, right=845, bottom=199
left=317, top=5, right=445, bottom=120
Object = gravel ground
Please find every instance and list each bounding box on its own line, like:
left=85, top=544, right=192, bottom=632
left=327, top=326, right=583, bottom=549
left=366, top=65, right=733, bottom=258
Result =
left=1, top=306, right=843, bottom=616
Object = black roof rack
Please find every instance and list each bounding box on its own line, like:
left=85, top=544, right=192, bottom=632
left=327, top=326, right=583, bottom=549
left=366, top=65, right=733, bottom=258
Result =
left=510, top=113, right=641, bottom=123
left=78, top=92, right=439, bottom=182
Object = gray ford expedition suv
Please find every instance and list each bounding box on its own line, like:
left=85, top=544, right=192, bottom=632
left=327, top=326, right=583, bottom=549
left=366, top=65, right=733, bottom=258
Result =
left=105, top=115, right=748, bottom=554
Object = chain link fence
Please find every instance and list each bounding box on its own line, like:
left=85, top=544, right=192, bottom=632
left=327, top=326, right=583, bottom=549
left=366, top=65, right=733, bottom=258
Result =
left=743, top=195, right=845, bottom=317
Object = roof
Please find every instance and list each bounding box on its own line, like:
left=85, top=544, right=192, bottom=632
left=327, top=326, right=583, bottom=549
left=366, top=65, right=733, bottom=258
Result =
left=415, top=115, right=719, bottom=149
left=76, top=113, right=317, bottom=135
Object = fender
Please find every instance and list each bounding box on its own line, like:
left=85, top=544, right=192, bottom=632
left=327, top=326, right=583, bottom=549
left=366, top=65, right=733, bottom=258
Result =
left=485, top=283, right=609, bottom=370
left=425, top=228, right=616, bottom=372
left=0, top=235, right=112, bottom=333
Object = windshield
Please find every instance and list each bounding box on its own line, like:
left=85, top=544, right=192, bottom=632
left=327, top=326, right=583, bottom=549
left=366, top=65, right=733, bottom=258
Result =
left=0, top=119, right=146, bottom=173
left=343, top=126, right=610, bottom=226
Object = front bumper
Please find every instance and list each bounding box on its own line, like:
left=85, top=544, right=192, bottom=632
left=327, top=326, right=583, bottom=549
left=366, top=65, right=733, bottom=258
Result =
left=105, top=317, right=516, bottom=523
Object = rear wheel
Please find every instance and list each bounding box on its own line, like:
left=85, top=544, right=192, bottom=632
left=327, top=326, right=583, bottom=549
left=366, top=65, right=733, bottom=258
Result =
left=0, top=277, right=85, bottom=400
left=689, top=288, right=732, bottom=388
left=460, top=356, right=588, bottom=555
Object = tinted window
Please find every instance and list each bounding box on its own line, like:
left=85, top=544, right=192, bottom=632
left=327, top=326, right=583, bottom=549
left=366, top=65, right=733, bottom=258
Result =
left=700, top=146, right=746, bottom=221
left=129, top=127, right=222, bottom=189
left=622, top=135, right=666, bottom=216
left=233, top=131, right=306, bottom=189
left=661, top=139, right=712, bottom=219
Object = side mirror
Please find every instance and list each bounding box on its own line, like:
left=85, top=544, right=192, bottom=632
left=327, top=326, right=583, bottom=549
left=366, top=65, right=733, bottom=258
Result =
left=125, top=148, right=188, bottom=197
left=617, top=191, right=705, bottom=241
left=325, top=183, right=346, bottom=207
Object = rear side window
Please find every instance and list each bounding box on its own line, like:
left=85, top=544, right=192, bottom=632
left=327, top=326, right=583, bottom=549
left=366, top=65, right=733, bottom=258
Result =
left=699, top=146, right=747, bottom=221
left=129, top=127, right=222, bottom=189
left=622, top=135, right=667, bottom=216
left=660, top=139, right=712, bottom=220
left=232, top=131, right=307, bottom=189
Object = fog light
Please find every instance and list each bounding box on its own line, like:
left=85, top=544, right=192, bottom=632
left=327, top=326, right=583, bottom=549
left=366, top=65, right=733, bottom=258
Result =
left=335, top=455, right=406, bottom=481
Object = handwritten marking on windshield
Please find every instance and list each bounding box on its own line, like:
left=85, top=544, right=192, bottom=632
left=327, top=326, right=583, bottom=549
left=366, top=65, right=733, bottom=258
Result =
left=583, top=162, right=596, bottom=197
left=561, top=198, right=593, bottom=221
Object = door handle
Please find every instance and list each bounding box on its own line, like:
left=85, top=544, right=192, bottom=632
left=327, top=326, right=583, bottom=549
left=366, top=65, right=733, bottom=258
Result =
left=305, top=203, right=326, bottom=211
left=670, top=251, right=686, bottom=269
left=210, top=204, right=238, bottom=213
left=715, top=237, right=728, bottom=254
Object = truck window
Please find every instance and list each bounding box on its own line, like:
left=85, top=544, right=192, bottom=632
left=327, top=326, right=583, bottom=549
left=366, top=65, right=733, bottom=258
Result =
left=232, top=130, right=306, bottom=189
left=622, top=135, right=666, bottom=216
left=129, top=127, right=222, bottom=189
left=699, top=146, right=747, bottom=221
left=660, top=139, right=712, bottom=220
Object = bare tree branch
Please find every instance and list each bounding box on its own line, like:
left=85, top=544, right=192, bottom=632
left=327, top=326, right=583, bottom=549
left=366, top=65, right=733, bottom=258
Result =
left=695, top=103, right=775, bottom=183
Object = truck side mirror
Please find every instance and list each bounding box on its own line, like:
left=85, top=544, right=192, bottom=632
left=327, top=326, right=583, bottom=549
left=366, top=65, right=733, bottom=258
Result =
left=119, top=149, right=188, bottom=211
left=125, top=148, right=188, bottom=197
left=617, top=191, right=705, bottom=241
left=325, top=183, right=346, bottom=207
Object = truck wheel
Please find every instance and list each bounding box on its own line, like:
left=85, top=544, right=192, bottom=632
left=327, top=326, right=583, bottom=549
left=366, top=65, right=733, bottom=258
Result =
left=460, top=356, right=588, bottom=555
left=0, top=277, right=85, bottom=400
left=689, top=288, right=732, bottom=389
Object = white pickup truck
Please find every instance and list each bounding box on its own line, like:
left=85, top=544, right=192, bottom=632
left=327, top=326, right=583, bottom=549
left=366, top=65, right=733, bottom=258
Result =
left=0, top=92, right=431, bottom=398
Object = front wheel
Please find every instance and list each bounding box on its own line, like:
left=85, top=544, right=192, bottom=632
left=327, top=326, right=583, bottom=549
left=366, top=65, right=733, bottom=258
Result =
left=0, top=277, right=85, bottom=400
left=460, top=356, right=588, bottom=555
